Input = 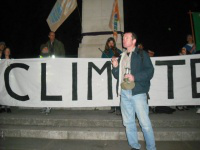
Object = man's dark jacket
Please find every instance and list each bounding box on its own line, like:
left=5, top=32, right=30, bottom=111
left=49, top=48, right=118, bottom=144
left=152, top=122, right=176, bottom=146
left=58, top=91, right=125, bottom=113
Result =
left=112, top=47, right=154, bottom=96
left=46, top=39, right=65, bottom=57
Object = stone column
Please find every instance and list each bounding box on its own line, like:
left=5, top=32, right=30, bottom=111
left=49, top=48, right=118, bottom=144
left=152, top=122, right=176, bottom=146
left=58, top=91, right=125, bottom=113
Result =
left=78, top=0, right=124, bottom=58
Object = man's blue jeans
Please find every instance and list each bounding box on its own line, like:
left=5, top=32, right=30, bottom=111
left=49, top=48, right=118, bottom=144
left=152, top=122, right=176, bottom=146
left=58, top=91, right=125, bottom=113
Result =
left=121, top=90, right=156, bottom=150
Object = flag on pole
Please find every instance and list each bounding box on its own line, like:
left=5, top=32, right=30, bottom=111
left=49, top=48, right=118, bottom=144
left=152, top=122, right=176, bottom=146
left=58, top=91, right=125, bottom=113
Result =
left=47, top=0, right=77, bottom=32
left=192, top=12, right=200, bottom=51
left=109, top=0, right=120, bottom=41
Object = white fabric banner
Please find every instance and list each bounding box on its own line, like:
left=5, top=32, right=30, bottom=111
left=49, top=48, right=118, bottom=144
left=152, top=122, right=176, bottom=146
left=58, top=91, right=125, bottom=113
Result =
left=0, top=55, right=200, bottom=107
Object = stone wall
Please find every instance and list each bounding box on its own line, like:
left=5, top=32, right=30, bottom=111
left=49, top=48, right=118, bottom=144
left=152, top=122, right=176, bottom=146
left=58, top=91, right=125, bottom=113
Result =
left=78, top=0, right=124, bottom=58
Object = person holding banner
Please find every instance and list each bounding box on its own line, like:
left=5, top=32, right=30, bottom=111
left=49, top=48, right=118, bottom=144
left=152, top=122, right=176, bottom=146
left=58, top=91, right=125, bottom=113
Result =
left=2, top=47, right=12, bottom=59
left=179, top=47, right=188, bottom=55
left=0, top=41, right=6, bottom=59
left=0, top=47, right=12, bottom=113
left=184, top=34, right=196, bottom=54
left=112, top=32, right=156, bottom=150
left=39, top=44, right=51, bottom=58
left=102, top=37, right=122, bottom=115
left=0, top=42, right=6, bottom=113
left=46, top=31, right=65, bottom=58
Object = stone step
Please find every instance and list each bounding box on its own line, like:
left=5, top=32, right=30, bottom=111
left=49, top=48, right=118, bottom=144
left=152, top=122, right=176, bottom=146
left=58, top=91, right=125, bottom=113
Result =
left=1, top=125, right=200, bottom=141
left=1, top=138, right=200, bottom=150
left=0, top=109, right=199, bottom=128
left=1, top=117, right=200, bottom=128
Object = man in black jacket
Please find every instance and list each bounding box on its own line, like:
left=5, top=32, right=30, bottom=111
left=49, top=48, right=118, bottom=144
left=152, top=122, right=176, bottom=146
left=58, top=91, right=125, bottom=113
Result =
left=46, top=31, right=65, bottom=57
left=112, top=32, right=156, bottom=150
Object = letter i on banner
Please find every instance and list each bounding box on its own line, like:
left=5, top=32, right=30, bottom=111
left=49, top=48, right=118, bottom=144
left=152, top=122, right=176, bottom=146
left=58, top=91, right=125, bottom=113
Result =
left=109, top=0, right=120, bottom=41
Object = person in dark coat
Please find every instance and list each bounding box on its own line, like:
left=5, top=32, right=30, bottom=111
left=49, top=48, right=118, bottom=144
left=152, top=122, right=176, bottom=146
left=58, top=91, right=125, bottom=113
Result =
left=46, top=31, right=65, bottom=58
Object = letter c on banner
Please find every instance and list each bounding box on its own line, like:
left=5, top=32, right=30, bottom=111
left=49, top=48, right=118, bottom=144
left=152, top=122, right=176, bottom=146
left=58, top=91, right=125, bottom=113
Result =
left=4, top=63, right=30, bottom=101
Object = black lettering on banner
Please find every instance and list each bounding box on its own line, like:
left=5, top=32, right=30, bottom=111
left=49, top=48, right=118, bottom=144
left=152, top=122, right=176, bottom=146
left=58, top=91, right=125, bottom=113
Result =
left=156, top=60, right=185, bottom=99
left=88, top=61, right=113, bottom=100
left=190, top=59, right=200, bottom=98
left=72, top=63, right=78, bottom=101
left=4, top=63, right=30, bottom=101
left=41, top=63, right=62, bottom=101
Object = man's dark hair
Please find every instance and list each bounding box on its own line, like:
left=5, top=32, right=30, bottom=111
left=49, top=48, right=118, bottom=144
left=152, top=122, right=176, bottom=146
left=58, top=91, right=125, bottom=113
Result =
left=130, top=32, right=137, bottom=40
left=125, top=32, right=137, bottom=40
left=49, top=31, right=55, bottom=36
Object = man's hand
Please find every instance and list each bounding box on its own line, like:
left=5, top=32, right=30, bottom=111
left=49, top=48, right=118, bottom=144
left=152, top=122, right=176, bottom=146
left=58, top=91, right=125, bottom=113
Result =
left=124, top=74, right=135, bottom=82
left=111, top=57, right=118, bottom=68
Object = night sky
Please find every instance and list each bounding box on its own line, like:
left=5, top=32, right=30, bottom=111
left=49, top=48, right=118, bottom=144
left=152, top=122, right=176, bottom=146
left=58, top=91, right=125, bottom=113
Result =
left=0, top=0, right=199, bottom=58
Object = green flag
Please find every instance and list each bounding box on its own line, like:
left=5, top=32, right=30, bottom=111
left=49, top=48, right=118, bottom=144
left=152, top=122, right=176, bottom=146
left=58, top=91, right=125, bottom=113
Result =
left=192, top=12, right=200, bottom=51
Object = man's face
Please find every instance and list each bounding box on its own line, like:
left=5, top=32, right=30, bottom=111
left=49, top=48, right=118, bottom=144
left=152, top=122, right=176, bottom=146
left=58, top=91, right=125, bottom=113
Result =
left=0, top=44, right=5, bottom=51
left=42, top=47, right=49, bottom=54
left=123, top=33, right=136, bottom=48
left=4, top=48, right=10, bottom=56
left=187, top=35, right=193, bottom=43
left=181, top=48, right=186, bottom=55
left=138, top=44, right=144, bottom=50
left=108, top=41, right=114, bottom=48
left=49, top=32, right=55, bottom=41
left=148, top=50, right=155, bottom=57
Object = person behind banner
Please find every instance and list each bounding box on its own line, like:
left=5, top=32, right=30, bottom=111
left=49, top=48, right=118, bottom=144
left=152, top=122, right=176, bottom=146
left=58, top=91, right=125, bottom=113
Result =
left=0, top=41, right=6, bottom=59
left=102, top=37, right=122, bottom=115
left=179, top=47, right=188, bottom=55
left=0, top=42, right=7, bottom=113
left=184, top=34, right=196, bottom=54
left=112, top=32, right=156, bottom=150
left=0, top=47, right=12, bottom=113
left=137, top=43, right=144, bottom=50
left=137, top=43, right=155, bottom=57
left=39, top=44, right=52, bottom=115
left=46, top=31, right=65, bottom=58
left=39, top=44, right=51, bottom=58
left=148, top=50, right=155, bottom=57
left=3, top=47, right=12, bottom=59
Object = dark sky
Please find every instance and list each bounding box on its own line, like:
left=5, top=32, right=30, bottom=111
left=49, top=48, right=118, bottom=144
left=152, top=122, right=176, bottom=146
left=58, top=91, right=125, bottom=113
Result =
left=0, top=0, right=199, bottom=58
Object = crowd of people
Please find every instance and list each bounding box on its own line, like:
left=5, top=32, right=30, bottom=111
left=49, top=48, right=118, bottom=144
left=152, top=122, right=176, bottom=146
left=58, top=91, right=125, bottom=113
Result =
left=0, top=32, right=199, bottom=115
left=0, top=31, right=65, bottom=114
left=0, top=31, right=199, bottom=150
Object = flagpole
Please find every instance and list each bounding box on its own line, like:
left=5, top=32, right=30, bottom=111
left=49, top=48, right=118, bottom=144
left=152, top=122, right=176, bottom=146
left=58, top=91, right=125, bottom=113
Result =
left=188, top=10, right=196, bottom=45
left=76, top=0, right=82, bottom=33
left=119, top=22, right=124, bottom=52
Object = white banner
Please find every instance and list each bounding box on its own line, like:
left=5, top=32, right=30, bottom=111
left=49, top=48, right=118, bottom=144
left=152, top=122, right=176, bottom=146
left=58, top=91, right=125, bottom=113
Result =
left=0, top=55, right=200, bottom=107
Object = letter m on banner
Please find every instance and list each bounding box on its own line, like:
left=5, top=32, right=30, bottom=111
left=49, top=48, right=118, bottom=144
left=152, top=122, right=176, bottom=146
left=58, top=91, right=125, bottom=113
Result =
left=47, top=0, right=77, bottom=32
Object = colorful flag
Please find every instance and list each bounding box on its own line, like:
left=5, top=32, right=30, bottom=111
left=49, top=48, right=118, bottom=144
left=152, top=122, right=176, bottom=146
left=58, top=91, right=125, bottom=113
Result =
left=109, top=0, right=120, bottom=41
left=47, top=0, right=77, bottom=32
left=192, top=12, right=200, bottom=51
